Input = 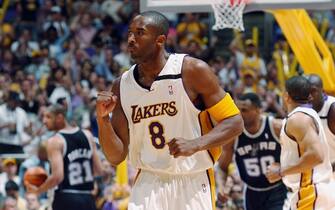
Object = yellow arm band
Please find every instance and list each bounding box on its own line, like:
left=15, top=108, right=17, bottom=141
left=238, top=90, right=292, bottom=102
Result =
left=206, top=93, right=240, bottom=122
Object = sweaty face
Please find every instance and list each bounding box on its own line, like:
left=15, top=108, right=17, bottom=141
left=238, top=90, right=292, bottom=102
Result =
left=236, top=100, right=260, bottom=127
left=127, top=16, right=159, bottom=62
left=309, top=85, right=323, bottom=110
left=42, top=111, right=56, bottom=131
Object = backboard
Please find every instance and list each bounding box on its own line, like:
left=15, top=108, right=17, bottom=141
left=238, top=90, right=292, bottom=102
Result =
left=140, top=0, right=335, bottom=13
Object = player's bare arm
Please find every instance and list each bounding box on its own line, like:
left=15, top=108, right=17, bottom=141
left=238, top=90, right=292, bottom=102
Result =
left=217, top=141, right=235, bottom=200
left=266, top=113, right=323, bottom=183
left=271, top=118, right=283, bottom=138
left=218, top=141, right=235, bottom=174
left=96, top=78, right=130, bottom=166
left=83, top=129, right=104, bottom=176
left=328, top=103, right=335, bottom=135
left=168, top=56, right=243, bottom=157
left=28, top=136, right=64, bottom=194
left=218, top=141, right=235, bottom=186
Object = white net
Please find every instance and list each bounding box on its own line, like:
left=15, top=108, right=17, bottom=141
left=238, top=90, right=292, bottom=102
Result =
left=211, top=0, right=247, bottom=31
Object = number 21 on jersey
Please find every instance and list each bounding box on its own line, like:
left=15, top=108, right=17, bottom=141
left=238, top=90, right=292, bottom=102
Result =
left=68, top=160, right=93, bottom=185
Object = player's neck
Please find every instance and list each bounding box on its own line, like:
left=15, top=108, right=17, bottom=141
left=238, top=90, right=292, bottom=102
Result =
left=287, top=102, right=311, bottom=113
left=137, top=50, right=169, bottom=79
left=313, top=98, right=325, bottom=113
left=245, top=116, right=262, bottom=134
left=57, top=121, right=75, bottom=132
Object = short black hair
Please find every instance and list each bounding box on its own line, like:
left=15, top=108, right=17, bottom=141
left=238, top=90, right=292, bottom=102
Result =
left=306, top=74, right=323, bottom=89
left=238, top=92, right=262, bottom=108
left=5, top=180, right=19, bottom=192
left=46, top=103, right=67, bottom=117
left=285, top=75, right=311, bottom=103
left=139, top=11, right=169, bottom=36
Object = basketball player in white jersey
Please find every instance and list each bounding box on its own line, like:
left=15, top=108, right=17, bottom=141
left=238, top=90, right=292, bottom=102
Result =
left=96, top=11, right=243, bottom=210
left=307, top=74, right=335, bottom=173
left=265, top=76, right=335, bottom=210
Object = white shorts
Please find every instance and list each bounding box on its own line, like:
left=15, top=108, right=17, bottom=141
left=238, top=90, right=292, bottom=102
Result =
left=289, top=181, right=335, bottom=210
left=128, top=169, right=215, bottom=210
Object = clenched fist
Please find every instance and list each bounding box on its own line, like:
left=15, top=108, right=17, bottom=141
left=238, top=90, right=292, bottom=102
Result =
left=96, top=91, right=118, bottom=118
left=265, top=162, right=282, bottom=183
left=168, top=138, right=200, bottom=158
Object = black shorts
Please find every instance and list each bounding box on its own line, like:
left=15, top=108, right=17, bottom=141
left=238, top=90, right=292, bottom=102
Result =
left=245, top=182, right=288, bottom=210
left=52, top=192, right=96, bottom=210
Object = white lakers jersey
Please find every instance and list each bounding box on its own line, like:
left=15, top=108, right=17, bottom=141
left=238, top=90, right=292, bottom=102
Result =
left=318, top=95, right=335, bottom=163
left=120, top=54, right=216, bottom=174
left=280, top=106, right=332, bottom=191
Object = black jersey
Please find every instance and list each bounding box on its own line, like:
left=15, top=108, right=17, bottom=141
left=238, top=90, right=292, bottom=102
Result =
left=56, top=128, right=94, bottom=193
left=234, top=116, right=281, bottom=190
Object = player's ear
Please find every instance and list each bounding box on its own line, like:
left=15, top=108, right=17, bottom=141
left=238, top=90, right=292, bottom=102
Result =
left=55, top=113, right=65, bottom=122
left=283, top=91, right=290, bottom=103
left=156, top=35, right=166, bottom=47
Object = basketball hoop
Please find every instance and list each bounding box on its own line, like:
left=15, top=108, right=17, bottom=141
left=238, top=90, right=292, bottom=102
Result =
left=211, top=0, right=250, bottom=31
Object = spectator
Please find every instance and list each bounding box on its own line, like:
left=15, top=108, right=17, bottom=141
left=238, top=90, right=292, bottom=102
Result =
left=19, top=78, right=40, bottom=115
left=25, top=193, right=42, bottom=210
left=63, top=47, right=90, bottom=83
left=0, top=50, right=17, bottom=74
left=117, top=0, right=139, bottom=24
left=71, top=13, right=97, bottom=49
left=176, top=13, right=207, bottom=49
left=92, top=16, right=120, bottom=54
left=16, top=0, right=40, bottom=39
left=42, top=6, right=69, bottom=38
left=113, top=41, right=132, bottom=70
left=1, top=196, right=17, bottom=210
left=0, top=24, right=15, bottom=49
left=47, top=67, right=71, bottom=110
left=0, top=74, right=11, bottom=104
left=10, top=29, right=39, bottom=59
left=0, top=159, right=19, bottom=198
left=230, top=38, right=267, bottom=81
left=101, top=0, right=124, bottom=24
left=95, top=48, right=120, bottom=82
left=233, top=69, right=265, bottom=98
left=0, top=91, right=31, bottom=146
left=41, top=26, right=64, bottom=60
left=79, top=60, right=95, bottom=90
left=5, top=181, right=26, bottom=210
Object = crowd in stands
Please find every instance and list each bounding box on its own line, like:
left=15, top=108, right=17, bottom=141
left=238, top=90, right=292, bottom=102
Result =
left=0, top=0, right=334, bottom=209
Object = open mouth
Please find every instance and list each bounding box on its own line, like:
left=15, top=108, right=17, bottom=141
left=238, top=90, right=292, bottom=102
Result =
left=128, top=46, right=136, bottom=52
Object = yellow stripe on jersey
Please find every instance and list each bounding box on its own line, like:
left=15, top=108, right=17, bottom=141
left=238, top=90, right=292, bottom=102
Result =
left=206, top=93, right=240, bottom=122
left=116, top=160, right=128, bottom=185
left=206, top=168, right=216, bottom=210
left=198, top=111, right=222, bottom=162
left=297, top=145, right=317, bottom=210
left=297, top=184, right=317, bottom=210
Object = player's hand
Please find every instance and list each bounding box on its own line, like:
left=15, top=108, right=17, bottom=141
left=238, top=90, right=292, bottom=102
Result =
left=25, top=181, right=39, bottom=194
left=167, top=138, right=200, bottom=158
left=265, top=162, right=282, bottom=183
left=96, top=91, right=118, bottom=118
left=217, top=192, right=230, bottom=204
